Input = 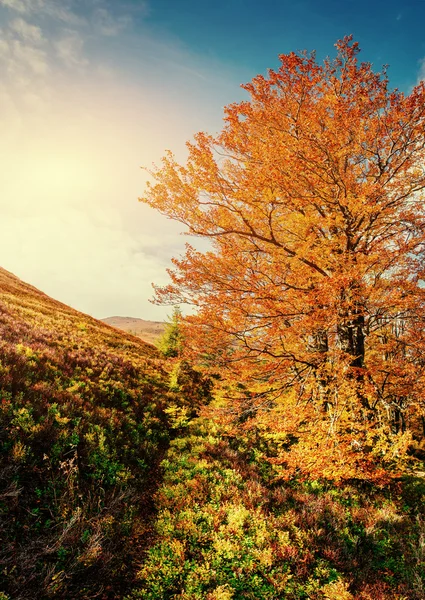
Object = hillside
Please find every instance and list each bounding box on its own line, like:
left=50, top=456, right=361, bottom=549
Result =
left=0, top=267, right=173, bottom=600
left=101, top=316, right=165, bottom=344
left=1, top=267, right=425, bottom=599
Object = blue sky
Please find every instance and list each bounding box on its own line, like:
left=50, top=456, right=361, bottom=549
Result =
left=143, top=0, right=425, bottom=89
left=0, top=0, right=424, bottom=320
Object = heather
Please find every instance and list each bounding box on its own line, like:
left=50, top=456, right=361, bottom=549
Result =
left=0, top=267, right=174, bottom=599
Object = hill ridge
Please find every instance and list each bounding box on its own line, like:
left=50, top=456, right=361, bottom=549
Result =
left=101, top=315, right=166, bottom=344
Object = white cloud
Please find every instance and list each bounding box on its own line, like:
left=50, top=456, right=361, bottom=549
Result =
left=93, top=7, right=131, bottom=36
left=44, top=2, right=86, bottom=26
left=0, top=35, right=49, bottom=80
left=11, top=38, right=48, bottom=73
left=0, top=0, right=86, bottom=25
left=0, top=34, right=10, bottom=57
left=0, top=16, right=48, bottom=113
left=0, top=0, right=44, bottom=13
left=9, top=17, right=44, bottom=43
left=54, top=30, right=87, bottom=68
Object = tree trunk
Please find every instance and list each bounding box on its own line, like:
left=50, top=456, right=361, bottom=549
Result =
left=310, top=328, right=330, bottom=409
left=337, top=308, right=365, bottom=368
left=337, top=289, right=370, bottom=410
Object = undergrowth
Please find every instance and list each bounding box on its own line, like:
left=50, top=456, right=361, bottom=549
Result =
left=128, top=417, right=425, bottom=599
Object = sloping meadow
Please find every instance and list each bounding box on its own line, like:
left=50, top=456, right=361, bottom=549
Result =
left=0, top=268, right=174, bottom=599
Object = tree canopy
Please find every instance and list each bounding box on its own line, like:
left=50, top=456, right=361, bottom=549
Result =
left=140, top=37, right=425, bottom=481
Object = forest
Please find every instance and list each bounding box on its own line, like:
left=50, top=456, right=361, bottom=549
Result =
left=1, top=36, right=425, bottom=599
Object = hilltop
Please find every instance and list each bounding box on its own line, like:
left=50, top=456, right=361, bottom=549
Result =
left=101, top=316, right=165, bottom=345
left=0, top=267, right=173, bottom=599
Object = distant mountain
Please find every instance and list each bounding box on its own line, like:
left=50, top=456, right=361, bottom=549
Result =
left=101, top=316, right=166, bottom=344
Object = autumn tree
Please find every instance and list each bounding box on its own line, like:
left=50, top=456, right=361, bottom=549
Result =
left=140, top=37, right=425, bottom=480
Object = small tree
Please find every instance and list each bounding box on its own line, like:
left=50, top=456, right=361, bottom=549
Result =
left=158, top=307, right=212, bottom=420
left=157, top=306, right=183, bottom=358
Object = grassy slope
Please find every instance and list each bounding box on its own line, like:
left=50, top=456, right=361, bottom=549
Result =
left=0, top=268, right=173, bottom=599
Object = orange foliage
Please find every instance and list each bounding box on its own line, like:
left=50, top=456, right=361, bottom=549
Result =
left=141, top=37, right=425, bottom=481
